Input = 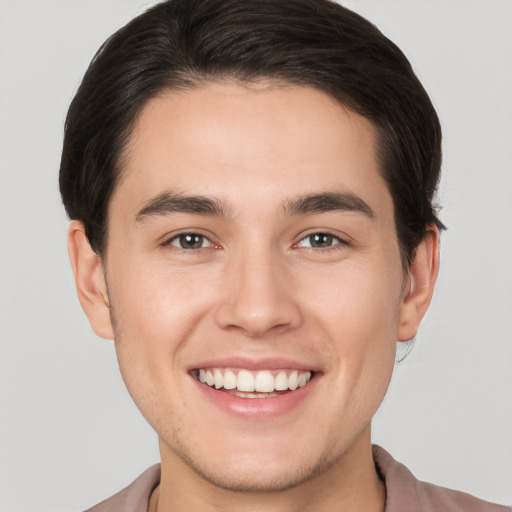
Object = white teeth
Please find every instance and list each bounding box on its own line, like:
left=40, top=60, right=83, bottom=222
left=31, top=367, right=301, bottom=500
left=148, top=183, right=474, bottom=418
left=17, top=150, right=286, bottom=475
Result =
left=254, top=370, right=275, bottom=392
left=232, top=391, right=279, bottom=399
left=288, top=370, right=299, bottom=390
left=237, top=370, right=255, bottom=392
left=274, top=371, right=288, bottom=391
left=214, top=368, right=223, bottom=389
left=205, top=370, right=214, bottom=387
left=196, top=368, right=312, bottom=394
left=223, top=369, right=237, bottom=390
left=234, top=391, right=257, bottom=398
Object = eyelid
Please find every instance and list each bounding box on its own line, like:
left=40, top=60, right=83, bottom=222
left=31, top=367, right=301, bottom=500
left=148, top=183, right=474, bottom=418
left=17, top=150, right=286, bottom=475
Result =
left=294, top=230, right=350, bottom=249
left=158, top=228, right=350, bottom=252
left=160, top=229, right=221, bottom=250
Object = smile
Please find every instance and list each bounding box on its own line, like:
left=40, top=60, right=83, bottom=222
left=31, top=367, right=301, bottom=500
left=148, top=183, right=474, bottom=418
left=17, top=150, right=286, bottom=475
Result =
left=194, top=368, right=313, bottom=398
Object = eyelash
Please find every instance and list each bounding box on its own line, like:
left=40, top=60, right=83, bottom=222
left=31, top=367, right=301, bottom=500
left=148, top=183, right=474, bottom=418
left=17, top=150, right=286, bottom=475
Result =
left=162, top=232, right=217, bottom=251
left=295, top=232, right=349, bottom=251
left=161, top=231, right=349, bottom=253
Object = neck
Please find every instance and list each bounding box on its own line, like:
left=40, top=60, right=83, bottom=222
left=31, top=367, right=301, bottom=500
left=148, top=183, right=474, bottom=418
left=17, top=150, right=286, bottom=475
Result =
left=150, top=428, right=386, bottom=512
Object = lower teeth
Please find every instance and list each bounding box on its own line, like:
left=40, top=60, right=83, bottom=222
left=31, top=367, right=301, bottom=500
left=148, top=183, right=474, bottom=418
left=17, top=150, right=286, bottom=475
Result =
left=229, top=390, right=279, bottom=399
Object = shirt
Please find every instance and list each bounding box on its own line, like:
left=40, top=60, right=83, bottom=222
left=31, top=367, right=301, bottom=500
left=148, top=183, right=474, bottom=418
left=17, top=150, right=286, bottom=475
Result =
left=85, top=446, right=511, bottom=511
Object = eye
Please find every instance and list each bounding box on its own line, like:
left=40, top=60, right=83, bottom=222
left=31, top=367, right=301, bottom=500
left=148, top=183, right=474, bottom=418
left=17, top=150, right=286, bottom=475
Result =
left=296, top=232, right=346, bottom=249
left=165, top=233, right=214, bottom=250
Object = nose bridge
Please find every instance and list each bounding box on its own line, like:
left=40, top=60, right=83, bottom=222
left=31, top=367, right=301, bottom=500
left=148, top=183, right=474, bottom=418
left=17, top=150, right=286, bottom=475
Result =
left=215, top=241, right=301, bottom=337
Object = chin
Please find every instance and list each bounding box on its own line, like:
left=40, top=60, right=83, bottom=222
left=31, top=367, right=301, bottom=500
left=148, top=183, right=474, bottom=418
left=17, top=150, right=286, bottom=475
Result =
left=166, top=428, right=346, bottom=493
left=181, top=451, right=330, bottom=493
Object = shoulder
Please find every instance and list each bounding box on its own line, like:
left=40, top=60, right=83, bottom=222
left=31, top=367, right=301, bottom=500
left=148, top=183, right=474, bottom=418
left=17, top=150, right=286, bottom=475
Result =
left=373, top=446, right=510, bottom=512
left=84, top=464, right=161, bottom=512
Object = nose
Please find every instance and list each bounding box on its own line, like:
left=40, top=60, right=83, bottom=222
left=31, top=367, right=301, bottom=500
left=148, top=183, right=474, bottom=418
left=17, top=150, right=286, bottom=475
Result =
left=214, top=248, right=303, bottom=338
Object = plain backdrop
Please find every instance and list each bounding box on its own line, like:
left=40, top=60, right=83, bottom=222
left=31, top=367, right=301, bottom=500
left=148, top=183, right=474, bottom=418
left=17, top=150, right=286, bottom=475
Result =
left=1, top=1, right=511, bottom=510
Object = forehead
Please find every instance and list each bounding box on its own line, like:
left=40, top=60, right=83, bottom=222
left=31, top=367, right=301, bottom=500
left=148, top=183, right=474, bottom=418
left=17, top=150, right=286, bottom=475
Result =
left=113, top=81, right=390, bottom=221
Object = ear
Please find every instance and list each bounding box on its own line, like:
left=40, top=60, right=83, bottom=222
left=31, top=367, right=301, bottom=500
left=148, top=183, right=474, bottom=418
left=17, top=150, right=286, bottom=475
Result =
left=67, top=221, right=114, bottom=340
left=397, top=225, right=440, bottom=342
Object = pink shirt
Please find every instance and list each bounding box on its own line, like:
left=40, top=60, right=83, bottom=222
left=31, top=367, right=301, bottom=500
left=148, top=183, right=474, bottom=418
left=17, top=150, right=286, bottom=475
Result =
left=85, top=446, right=510, bottom=511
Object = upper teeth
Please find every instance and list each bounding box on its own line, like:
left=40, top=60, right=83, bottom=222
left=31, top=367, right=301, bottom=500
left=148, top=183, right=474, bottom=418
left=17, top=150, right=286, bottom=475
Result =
left=198, top=368, right=312, bottom=393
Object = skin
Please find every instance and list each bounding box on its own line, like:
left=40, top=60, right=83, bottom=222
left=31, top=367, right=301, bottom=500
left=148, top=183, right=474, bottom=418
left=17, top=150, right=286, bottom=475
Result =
left=68, top=82, right=439, bottom=511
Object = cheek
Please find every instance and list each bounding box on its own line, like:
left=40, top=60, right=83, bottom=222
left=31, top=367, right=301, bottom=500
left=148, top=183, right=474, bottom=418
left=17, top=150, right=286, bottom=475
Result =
left=105, top=255, right=227, bottom=405
left=302, top=259, right=401, bottom=401
left=302, top=255, right=402, bottom=340
left=109, top=257, right=216, bottom=343
left=106, top=271, right=202, bottom=436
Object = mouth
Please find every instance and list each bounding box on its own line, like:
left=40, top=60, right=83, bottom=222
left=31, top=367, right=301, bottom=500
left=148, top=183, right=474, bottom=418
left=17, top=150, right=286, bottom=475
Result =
left=192, top=368, right=314, bottom=399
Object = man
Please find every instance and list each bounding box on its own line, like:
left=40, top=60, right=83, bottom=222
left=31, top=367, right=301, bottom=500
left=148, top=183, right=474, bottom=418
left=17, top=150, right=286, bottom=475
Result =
left=59, top=0, right=510, bottom=510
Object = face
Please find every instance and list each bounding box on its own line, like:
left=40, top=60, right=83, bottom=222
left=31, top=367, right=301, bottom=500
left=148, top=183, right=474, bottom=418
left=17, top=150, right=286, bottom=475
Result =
left=86, top=82, right=424, bottom=491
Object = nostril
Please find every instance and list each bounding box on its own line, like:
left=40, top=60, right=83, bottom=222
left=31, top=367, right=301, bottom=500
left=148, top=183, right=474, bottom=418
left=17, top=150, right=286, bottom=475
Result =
left=213, top=280, right=303, bottom=337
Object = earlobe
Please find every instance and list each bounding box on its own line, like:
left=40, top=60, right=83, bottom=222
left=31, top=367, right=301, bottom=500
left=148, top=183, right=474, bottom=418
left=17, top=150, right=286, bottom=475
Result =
left=67, top=221, right=114, bottom=340
left=397, top=225, right=440, bottom=342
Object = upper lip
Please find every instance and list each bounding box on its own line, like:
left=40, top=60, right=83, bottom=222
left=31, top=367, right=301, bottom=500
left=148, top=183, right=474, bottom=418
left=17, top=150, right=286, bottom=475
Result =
left=187, top=356, right=321, bottom=373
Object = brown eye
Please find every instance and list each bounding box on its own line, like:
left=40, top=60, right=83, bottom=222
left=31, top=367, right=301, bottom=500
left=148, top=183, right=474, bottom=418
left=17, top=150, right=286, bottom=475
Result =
left=168, top=233, right=211, bottom=249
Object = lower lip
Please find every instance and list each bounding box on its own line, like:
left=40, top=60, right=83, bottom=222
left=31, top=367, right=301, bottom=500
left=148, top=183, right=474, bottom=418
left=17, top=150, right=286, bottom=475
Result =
left=192, top=374, right=318, bottom=419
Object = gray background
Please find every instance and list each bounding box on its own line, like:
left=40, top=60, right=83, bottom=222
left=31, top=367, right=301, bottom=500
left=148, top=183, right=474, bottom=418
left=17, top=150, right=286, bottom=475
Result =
left=1, top=1, right=511, bottom=510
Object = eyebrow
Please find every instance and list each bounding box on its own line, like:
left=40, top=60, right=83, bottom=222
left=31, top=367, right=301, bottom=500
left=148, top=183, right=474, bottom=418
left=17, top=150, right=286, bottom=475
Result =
left=135, top=190, right=375, bottom=222
left=283, top=192, right=375, bottom=219
left=135, top=191, right=233, bottom=221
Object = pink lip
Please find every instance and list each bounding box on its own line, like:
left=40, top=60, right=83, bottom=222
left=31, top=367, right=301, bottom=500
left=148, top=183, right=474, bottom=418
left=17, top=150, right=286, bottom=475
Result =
left=188, top=357, right=321, bottom=420
left=187, top=356, right=320, bottom=373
